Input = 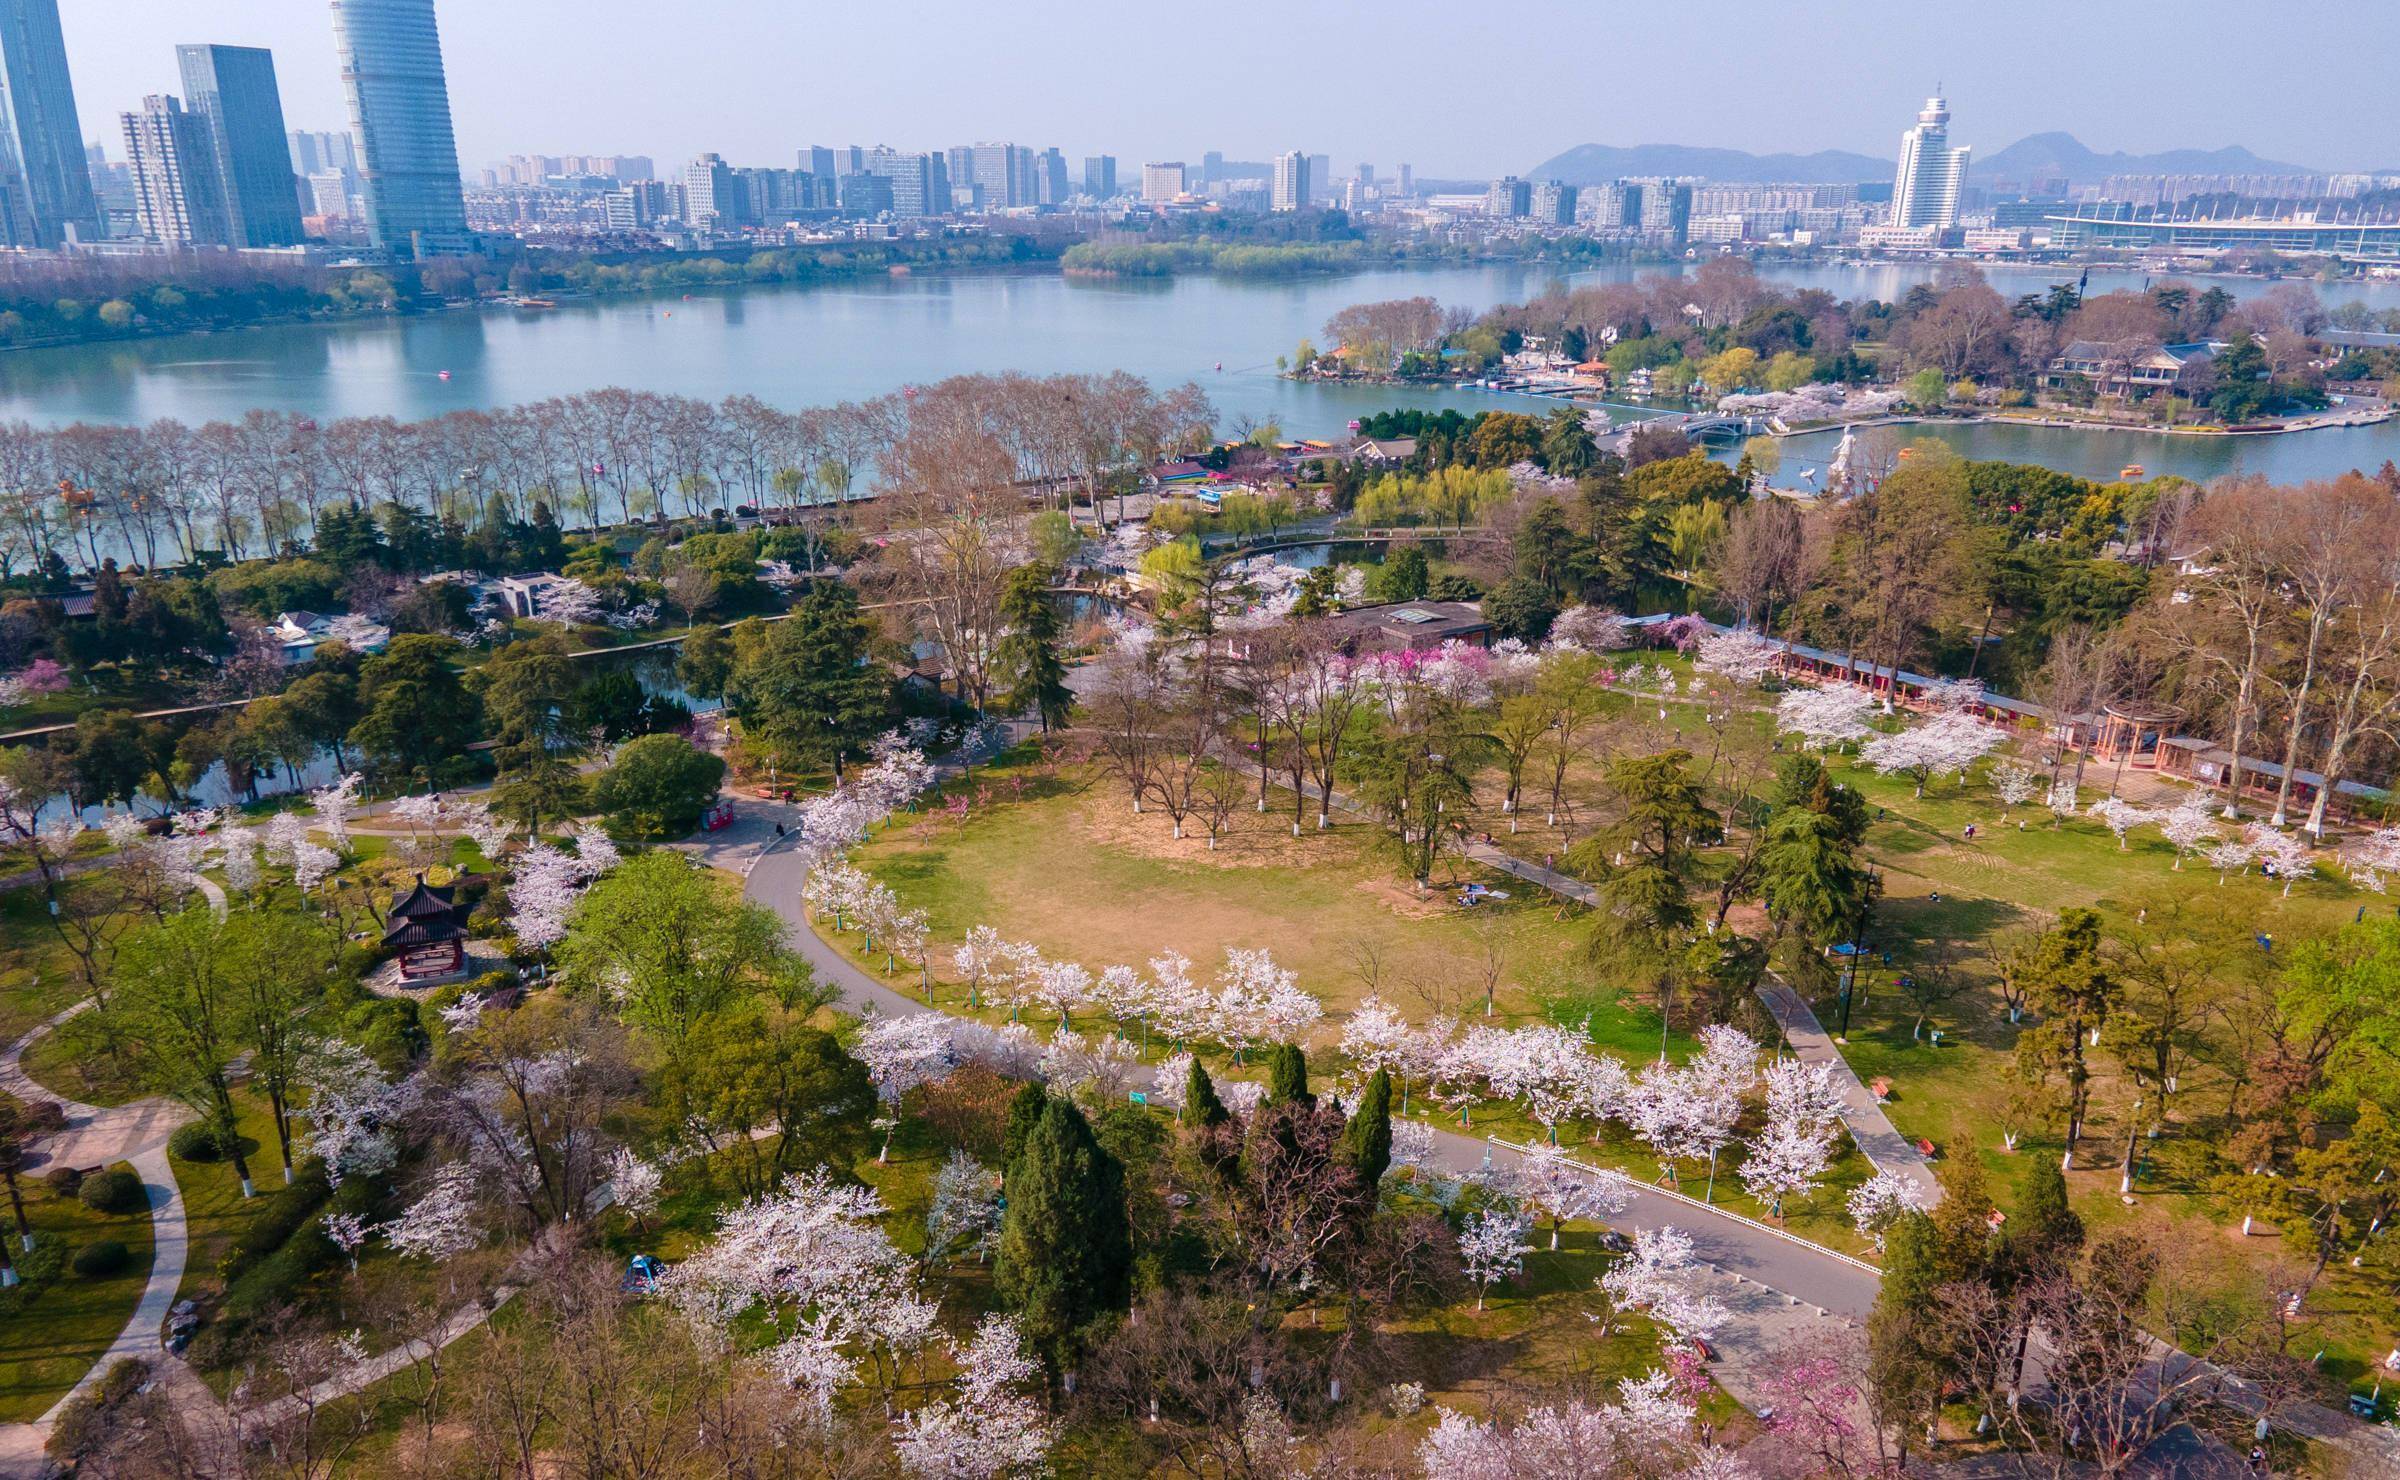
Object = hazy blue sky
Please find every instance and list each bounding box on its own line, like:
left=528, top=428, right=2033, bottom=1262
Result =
left=66, top=1, right=2400, bottom=177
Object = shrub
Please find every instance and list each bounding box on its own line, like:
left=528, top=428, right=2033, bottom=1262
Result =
left=46, top=1358, right=148, bottom=1464
left=219, top=1161, right=332, bottom=1282
left=79, top=1168, right=145, bottom=1215
left=43, top=1166, right=82, bottom=1198
left=72, top=1239, right=131, bottom=1277
left=168, top=1121, right=225, bottom=1162
left=911, top=1063, right=1016, bottom=1159
left=221, top=1229, right=336, bottom=1323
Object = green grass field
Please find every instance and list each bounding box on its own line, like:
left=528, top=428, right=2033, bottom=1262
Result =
left=0, top=1161, right=158, bottom=1424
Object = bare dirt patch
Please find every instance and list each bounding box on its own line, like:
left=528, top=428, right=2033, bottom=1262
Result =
left=1072, top=789, right=1355, bottom=871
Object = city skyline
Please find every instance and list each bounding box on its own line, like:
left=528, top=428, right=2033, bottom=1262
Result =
left=55, top=1, right=2400, bottom=180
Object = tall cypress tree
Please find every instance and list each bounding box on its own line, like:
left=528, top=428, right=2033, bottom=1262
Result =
left=1866, top=1210, right=1945, bottom=1461
left=1001, top=1081, right=1049, bottom=1175
left=993, top=1099, right=1132, bottom=1372
left=995, top=562, right=1073, bottom=732
left=1184, top=1058, right=1229, bottom=1128
left=1340, top=1067, right=1393, bottom=1190
left=1930, top=1155, right=1999, bottom=1286
left=2016, top=1157, right=2084, bottom=1261
left=1266, top=1044, right=1312, bottom=1107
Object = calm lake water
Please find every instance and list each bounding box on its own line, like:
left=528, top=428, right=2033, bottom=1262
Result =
left=3, top=258, right=2399, bottom=483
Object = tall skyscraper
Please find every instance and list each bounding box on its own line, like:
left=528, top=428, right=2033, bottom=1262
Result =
left=1036, top=147, right=1068, bottom=206
left=953, top=143, right=1034, bottom=209
left=802, top=145, right=837, bottom=208
left=1141, top=161, right=1185, bottom=202
left=1397, top=163, right=1412, bottom=198
left=1484, top=176, right=1530, bottom=218
left=859, top=147, right=947, bottom=217
left=122, top=94, right=230, bottom=246
left=331, top=0, right=468, bottom=253
left=1271, top=150, right=1309, bottom=212
left=288, top=128, right=358, bottom=179
left=1082, top=154, right=1116, bottom=199
left=682, top=151, right=736, bottom=226
left=1890, top=94, right=1970, bottom=231
left=176, top=45, right=302, bottom=248
left=0, top=0, right=97, bottom=246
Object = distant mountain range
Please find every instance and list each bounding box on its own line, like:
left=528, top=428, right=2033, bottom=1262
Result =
left=1525, top=133, right=2324, bottom=189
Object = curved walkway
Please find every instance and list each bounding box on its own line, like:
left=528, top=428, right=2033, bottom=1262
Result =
left=0, top=1008, right=195, bottom=1477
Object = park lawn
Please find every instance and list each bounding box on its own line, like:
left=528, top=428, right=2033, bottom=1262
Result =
left=0, top=1160, right=159, bottom=1424
left=168, top=1092, right=286, bottom=1309
left=0, top=882, right=93, bottom=1047
left=848, top=759, right=1613, bottom=1039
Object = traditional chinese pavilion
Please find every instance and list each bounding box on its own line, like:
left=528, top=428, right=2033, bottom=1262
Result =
left=383, top=875, right=471, bottom=983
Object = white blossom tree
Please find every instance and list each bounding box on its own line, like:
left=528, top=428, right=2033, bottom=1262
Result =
left=1991, top=760, right=2040, bottom=818
left=322, top=1211, right=372, bottom=1271
left=2156, top=792, right=2221, bottom=869
left=924, top=1150, right=1002, bottom=1267
left=387, top=1161, right=482, bottom=1260
left=1740, top=1058, right=1846, bottom=1220
left=309, top=773, right=363, bottom=854
left=298, top=1039, right=409, bottom=1186
left=1845, top=1170, right=1933, bottom=1252
left=2244, top=823, right=2314, bottom=896
left=2204, top=834, right=2256, bottom=884
left=605, top=1146, right=664, bottom=1227
left=2046, top=774, right=2080, bottom=824
left=2087, top=796, right=2154, bottom=851
left=953, top=925, right=1007, bottom=1009
left=1598, top=1224, right=1731, bottom=1349
left=1859, top=711, right=2003, bottom=797
left=1694, top=629, right=1781, bottom=686
left=1510, top=1144, right=1635, bottom=1250
left=892, top=1314, right=1055, bottom=1479
left=1417, top=1371, right=1748, bottom=1480
left=2343, top=825, right=2400, bottom=892
left=1775, top=685, right=1877, bottom=751
left=664, top=1168, right=939, bottom=1418
left=1458, top=1207, right=1534, bottom=1311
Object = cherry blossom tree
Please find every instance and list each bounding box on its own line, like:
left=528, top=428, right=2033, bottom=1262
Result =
left=2244, top=823, right=2314, bottom=896
left=1341, top=995, right=1414, bottom=1098
left=298, top=1039, right=408, bottom=1185
left=1458, top=1207, right=1534, bottom=1310
left=1510, top=1144, right=1635, bottom=1250
left=215, top=824, right=262, bottom=895
left=664, top=1168, right=938, bottom=1418
left=2046, top=774, right=2080, bottom=824
left=2156, top=792, right=2220, bottom=869
left=1845, top=1170, right=1933, bottom=1251
left=1029, top=959, right=1093, bottom=1031
left=507, top=843, right=589, bottom=952
left=892, top=1314, right=1054, bottom=1479
left=1418, top=1371, right=1748, bottom=1478
left=1991, top=760, right=2040, bottom=818
left=1550, top=604, right=1634, bottom=652
left=322, top=1210, right=372, bottom=1272
left=924, top=1150, right=1002, bottom=1267
left=1621, top=1032, right=1752, bottom=1201
left=1598, top=1225, right=1731, bottom=1349
left=1036, top=1028, right=1141, bottom=1101
left=1775, top=685, right=1876, bottom=750
left=387, top=1161, right=482, bottom=1260
left=605, top=1146, right=664, bottom=1227
left=858, top=1015, right=960, bottom=1156
left=2204, top=834, right=2255, bottom=884
left=1741, top=1059, right=1846, bottom=1220
left=1860, top=711, right=2002, bottom=797
left=952, top=925, right=1006, bottom=1009
left=290, top=841, right=340, bottom=894
left=309, top=773, right=363, bottom=854
left=531, top=578, right=606, bottom=627
left=1694, top=629, right=1780, bottom=686
left=2343, top=825, right=2400, bottom=892
left=2086, top=796, right=2153, bottom=851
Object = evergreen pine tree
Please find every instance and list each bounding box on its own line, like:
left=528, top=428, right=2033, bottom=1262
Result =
left=995, top=562, right=1074, bottom=732
left=1184, top=1058, right=1229, bottom=1128
left=1866, top=1210, right=1946, bottom=1462
left=1930, top=1155, right=1999, bottom=1285
left=993, top=1099, right=1132, bottom=1373
left=1340, top=1068, right=1393, bottom=1189
left=1265, top=1043, right=1311, bottom=1107
left=2014, top=1158, right=2084, bottom=1271
left=1002, top=1081, right=1049, bottom=1174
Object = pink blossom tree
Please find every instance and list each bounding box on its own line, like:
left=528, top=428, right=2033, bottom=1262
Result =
left=1694, top=628, right=1781, bottom=687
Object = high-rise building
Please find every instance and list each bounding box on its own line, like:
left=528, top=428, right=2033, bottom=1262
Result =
left=1036, top=147, right=1068, bottom=206
left=288, top=128, right=358, bottom=178
left=952, top=142, right=1034, bottom=209
left=306, top=167, right=351, bottom=221
left=1307, top=154, right=1329, bottom=195
left=859, top=147, right=947, bottom=217
left=1890, top=94, right=1970, bottom=231
left=122, top=95, right=230, bottom=247
left=0, top=0, right=97, bottom=246
left=1397, top=163, right=1412, bottom=198
left=1082, top=154, right=1116, bottom=199
left=1484, top=176, right=1530, bottom=218
left=1200, top=150, right=1224, bottom=185
left=1529, top=180, right=1577, bottom=226
left=682, top=151, right=737, bottom=227
left=1270, top=150, right=1309, bottom=212
left=802, top=145, right=837, bottom=208
left=331, top=0, right=469, bottom=253
left=1141, top=161, right=1186, bottom=202
left=1636, top=178, right=1690, bottom=244
left=175, top=45, right=302, bottom=249
left=837, top=171, right=893, bottom=216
